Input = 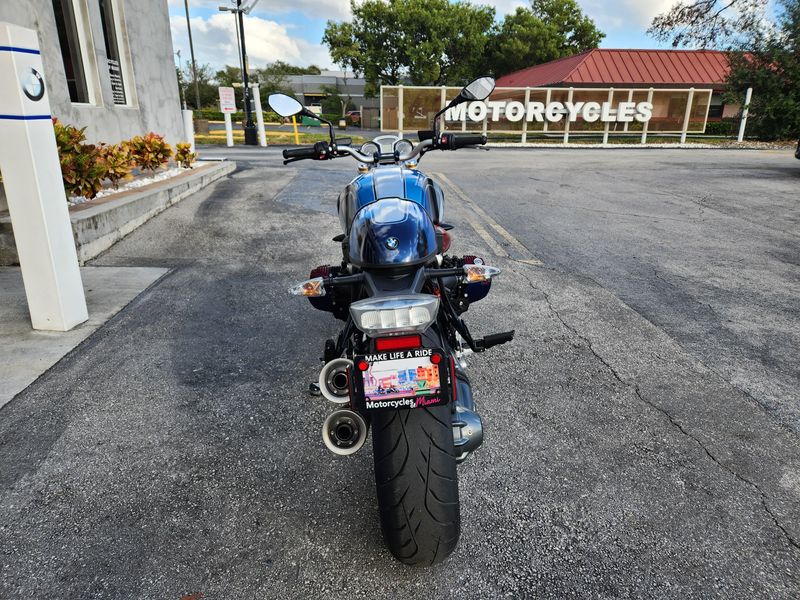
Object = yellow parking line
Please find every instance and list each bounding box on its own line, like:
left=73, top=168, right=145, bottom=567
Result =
left=465, top=214, right=510, bottom=258
left=435, top=172, right=543, bottom=266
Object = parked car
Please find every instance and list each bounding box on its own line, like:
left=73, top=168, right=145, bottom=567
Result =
left=346, top=110, right=361, bottom=125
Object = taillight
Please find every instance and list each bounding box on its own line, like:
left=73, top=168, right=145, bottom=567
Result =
left=436, top=226, right=451, bottom=252
left=375, top=335, right=421, bottom=351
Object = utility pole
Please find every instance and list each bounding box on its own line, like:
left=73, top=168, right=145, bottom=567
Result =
left=184, top=0, right=201, bottom=109
left=220, top=0, right=259, bottom=146
left=176, top=50, right=187, bottom=109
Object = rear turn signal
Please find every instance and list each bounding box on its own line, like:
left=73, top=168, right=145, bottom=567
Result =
left=375, top=335, right=422, bottom=351
left=288, top=277, right=326, bottom=297
left=463, top=264, right=501, bottom=283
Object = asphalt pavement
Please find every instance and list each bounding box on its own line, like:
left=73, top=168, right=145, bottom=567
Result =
left=0, top=147, right=799, bottom=598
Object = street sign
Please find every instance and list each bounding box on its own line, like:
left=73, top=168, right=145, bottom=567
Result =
left=218, top=86, right=236, bottom=113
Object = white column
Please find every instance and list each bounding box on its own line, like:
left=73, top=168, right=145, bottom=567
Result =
left=181, top=109, right=195, bottom=153
left=252, top=85, right=267, bottom=147
left=440, top=86, right=447, bottom=133
left=0, top=23, right=87, bottom=331
left=521, top=87, right=530, bottom=144
left=542, top=89, right=552, bottom=134
left=681, top=87, right=695, bottom=144
left=641, top=88, right=654, bottom=145
left=224, top=112, right=234, bottom=147
left=397, top=85, right=404, bottom=138
left=737, top=87, right=753, bottom=143
left=624, top=89, right=634, bottom=132
left=603, top=88, right=614, bottom=145
left=563, top=87, right=574, bottom=144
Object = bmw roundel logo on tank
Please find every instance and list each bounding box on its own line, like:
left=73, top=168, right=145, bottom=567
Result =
left=21, top=67, right=45, bottom=102
left=385, top=237, right=400, bottom=250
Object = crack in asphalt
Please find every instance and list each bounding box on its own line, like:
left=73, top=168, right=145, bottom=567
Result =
left=518, top=270, right=800, bottom=553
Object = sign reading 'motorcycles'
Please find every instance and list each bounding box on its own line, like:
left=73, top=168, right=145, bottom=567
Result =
left=445, top=100, right=654, bottom=124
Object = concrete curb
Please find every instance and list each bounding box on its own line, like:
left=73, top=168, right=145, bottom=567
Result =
left=0, top=160, right=236, bottom=265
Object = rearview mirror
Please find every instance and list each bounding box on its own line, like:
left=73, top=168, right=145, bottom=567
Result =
left=268, top=93, right=303, bottom=118
left=461, top=77, right=495, bottom=101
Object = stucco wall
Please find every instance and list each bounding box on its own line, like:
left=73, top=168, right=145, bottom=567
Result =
left=0, top=0, right=182, bottom=145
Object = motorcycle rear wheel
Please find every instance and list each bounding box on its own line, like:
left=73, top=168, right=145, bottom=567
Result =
left=371, top=405, right=460, bottom=565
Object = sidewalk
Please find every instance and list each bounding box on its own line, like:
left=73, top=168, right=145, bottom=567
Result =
left=0, top=266, right=167, bottom=408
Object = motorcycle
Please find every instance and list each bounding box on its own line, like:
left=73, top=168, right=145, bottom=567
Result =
left=268, top=77, right=514, bottom=566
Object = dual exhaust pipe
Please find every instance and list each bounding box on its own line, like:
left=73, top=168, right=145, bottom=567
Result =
left=317, top=358, right=483, bottom=459
left=318, top=358, right=369, bottom=456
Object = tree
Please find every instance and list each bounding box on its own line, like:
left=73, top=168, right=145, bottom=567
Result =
left=648, top=0, right=769, bottom=48
left=323, top=0, right=496, bottom=96
left=215, top=65, right=254, bottom=88
left=726, top=0, right=800, bottom=139
left=180, top=63, right=218, bottom=108
left=322, top=23, right=361, bottom=114
left=486, top=0, right=604, bottom=77
left=320, top=84, right=355, bottom=116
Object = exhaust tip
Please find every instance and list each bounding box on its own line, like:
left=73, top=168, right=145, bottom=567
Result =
left=322, top=409, right=368, bottom=456
left=318, top=358, right=353, bottom=405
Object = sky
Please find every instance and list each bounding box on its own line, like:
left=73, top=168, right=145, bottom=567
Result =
left=167, top=0, right=681, bottom=73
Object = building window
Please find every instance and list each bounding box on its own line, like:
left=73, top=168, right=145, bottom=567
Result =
left=98, top=0, right=129, bottom=105
left=52, top=0, right=90, bottom=103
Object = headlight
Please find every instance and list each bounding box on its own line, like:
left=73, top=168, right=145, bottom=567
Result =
left=350, top=295, right=439, bottom=337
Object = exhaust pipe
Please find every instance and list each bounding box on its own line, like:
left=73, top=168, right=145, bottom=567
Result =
left=322, top=409, right=368, bottom=456
left=453, top=376, right=483, bottom=463
left=318, top=358, right=353, bottom=404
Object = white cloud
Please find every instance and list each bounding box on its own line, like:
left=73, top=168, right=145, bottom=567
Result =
left=579, top=0, right=676, bottom=29
left=168, top=0, right=681, bottom=73
left=169, top=0, right=350, bottom=22
left=479, top=0, right=675, bottom=29
left=170, top=13, right=334, bottom=70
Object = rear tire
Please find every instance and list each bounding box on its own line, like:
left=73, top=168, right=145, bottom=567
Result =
left=371, top=405, right=460, bottom=565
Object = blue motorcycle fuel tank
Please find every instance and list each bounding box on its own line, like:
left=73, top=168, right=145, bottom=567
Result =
left=348, top=198, right=438, bottom=269
left=338, top=166, right=444, bottom=232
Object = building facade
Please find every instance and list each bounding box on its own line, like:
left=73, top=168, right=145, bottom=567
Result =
left=496, top=49, right=741, bottom=120
left=0, top=0, right=183, bottom=145
left=287, top=71, right=380, bottom=111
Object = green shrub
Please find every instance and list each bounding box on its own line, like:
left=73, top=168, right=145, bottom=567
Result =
left=704, top=119, right=738, bottom=136
left=128, top=132, right=172, bottom=172
left=193, top=108, right=281, bottom=122
left=175, top=142, right=197, bottom=168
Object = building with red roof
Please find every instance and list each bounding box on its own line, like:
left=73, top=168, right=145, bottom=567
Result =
left=496, top=49, right=738, bottom=119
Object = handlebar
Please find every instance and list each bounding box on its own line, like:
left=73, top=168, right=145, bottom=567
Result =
left=438, top=133, right=487, bottom=150
left=282, top=131, right=487, bottom=166
left=283, top=146, right=319, bottom=160
left=337, top=139, right=433, bottom=164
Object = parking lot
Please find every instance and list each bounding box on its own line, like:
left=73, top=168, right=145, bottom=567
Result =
left=1, top=148, right=798, bottom=598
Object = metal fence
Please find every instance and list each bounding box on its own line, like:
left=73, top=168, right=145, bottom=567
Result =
left=380, top=85, right=724, bottom=144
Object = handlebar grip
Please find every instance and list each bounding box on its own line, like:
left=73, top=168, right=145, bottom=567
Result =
left=439, top=133, right=487, bottom=150
left=283, top=146, right=318, bottom=160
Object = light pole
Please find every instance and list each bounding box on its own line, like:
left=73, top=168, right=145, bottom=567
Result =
left=175, top=50, right=187, bottom=110
left=184, top=0, right=201, bottom=109
left=219, top=0, right=260, bottom=146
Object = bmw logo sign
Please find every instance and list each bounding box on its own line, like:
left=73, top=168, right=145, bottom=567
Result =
left=22, top=68, right=45, bottom=102
left=385, top=237, right=400, bottom=250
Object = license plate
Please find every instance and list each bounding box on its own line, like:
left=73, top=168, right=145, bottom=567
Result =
left=352, top=348, right=450, bottom=411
